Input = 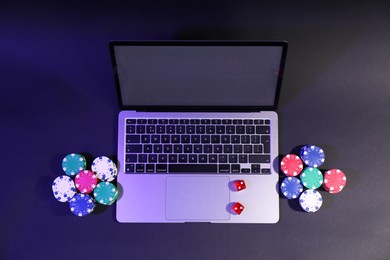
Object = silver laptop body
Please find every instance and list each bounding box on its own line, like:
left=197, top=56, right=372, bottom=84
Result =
left=110, top=40, right=288, bottom=223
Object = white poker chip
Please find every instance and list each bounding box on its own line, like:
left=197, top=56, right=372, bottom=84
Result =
left=52, top=175, right=76, bottom=202
left=299, top=189, right=323, bottom=213
left=91, top=156, right=117, bottom=181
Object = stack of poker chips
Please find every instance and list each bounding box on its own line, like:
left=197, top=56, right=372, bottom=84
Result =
left=280, top=145, right=347, bottom=213
left=52, top=153, right=119, bottom=217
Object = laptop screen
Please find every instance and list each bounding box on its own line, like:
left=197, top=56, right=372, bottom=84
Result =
left=110, top=41, right=287, bottom=111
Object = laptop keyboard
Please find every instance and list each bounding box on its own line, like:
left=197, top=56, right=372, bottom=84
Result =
left=124, top=118, right=271, bottom=174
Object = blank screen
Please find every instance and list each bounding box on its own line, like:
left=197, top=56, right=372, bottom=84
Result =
left=113, top=45, right=283, bottom=107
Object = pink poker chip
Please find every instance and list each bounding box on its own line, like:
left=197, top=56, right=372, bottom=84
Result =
left=280, top=154, right=304, bottom=176
left=75, top=170, right=98, bottom=193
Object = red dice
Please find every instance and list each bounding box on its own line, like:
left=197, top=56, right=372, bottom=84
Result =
left=232, top=202, right=245, bottom=215
left=234, top=180, right=246, bottom=191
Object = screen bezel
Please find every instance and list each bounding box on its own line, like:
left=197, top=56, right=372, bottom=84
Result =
left=109, top=40, right=288, bottom=112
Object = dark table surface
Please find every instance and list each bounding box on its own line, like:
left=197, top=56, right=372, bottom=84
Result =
left=1, top=1, right=390, bottom=259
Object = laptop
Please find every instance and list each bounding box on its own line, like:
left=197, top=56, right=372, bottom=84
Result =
left=110, top=40, right=288, bottom=223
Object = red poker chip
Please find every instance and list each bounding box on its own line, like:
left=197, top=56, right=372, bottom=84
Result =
left=280, top=154, right=304, bottom=176
left=323, top=169, right=347, bottom=193
left=75, top=170, right=98, bottom=194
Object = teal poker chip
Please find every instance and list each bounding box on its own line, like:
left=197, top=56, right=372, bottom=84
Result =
left=69, top=193, right=96, bottom=217
left=300, top=145, right=325, bottom=168
left=93, top=182, right=118, bottom=205
left=62, top=153, right=87, bottom=177
left=300, top=167, right=323, bottom=189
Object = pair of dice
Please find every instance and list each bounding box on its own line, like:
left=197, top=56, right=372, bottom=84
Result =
left=231, top=180, right=246, bottom=215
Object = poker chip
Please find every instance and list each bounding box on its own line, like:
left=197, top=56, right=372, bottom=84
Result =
left=62, top=153, right=87, bottom=177
left=52, top=175, right=76, bottom=202
left=75, top=170, right=98, bottom=193
left=69, top=193, right=96, bottom=217
left=300, top=145, right=325, bottom=167
left=91, top=156, right=117, bottom=182
left=280, top=154, right=304, bottom=176
left=93, top=182, right=119, bottom=205
left=300, top=167, right=323, bottom=189
left=299, top=189, right=323, bottom=212
left=280, top=177, right=304, bottom=199
left=323, top=169, right=347, bottom=193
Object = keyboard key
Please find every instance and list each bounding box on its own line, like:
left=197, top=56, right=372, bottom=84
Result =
left=126, top=144, right=142, bottom=153
left=244, top=119, right=253, bottom=124
left=176, top=125, right=185, bottom=134
left=256, top=126, right=270, bottom=134
left=172, top=135, right=180, bottom=143
left=153, top=144, right=162, bottom=153
left=196, top=125, right=205, bottom=134
left=161, top=135, right=170, bottom=143
left=241, top=168, right=250, bottom=173
left=151, top=135, right=160, bottom=143
left=254, top=119, right=262, bottom=125
left=201, top=119, right=211, bottom=124
left=164, top=144, right=173, bottom=153
left=211, top=135, right=220, bottom=143
left=167, top=125, right=175, bottom=134
left=158, top=119, right=168, bottom=124
left=136, top=125, right=145, bottom=133
left=222, top=119, right=232, bottom=124
left=199, top=154, right=207, bottom=163
left=261, top=135, right=270, bottom=153
left=138, top=154, right=147, bottom=163
left=126, top=125, right=136, bottom=133
left=126, top=119, right=136, bottom=124
left=246, top=125, right=255, bottom=134
left=181, top=135, right=190, bottom=143
left=231, top=135, right=240, bottom=143
left=126, top=154, right=137, bottom=163
left=169, top=164, right=217, bottom=173
left=141, top=135, right=150, bottom=143
left=146, top=125, right=156, bottom=133
left=169, top=119, right=178, bottom=124
left=216, top=126, right=225, bottom=134
left=209, top=154, right=217, bottom=163
left=204, top=145, right=212, bottom=153
left=144, top=145, right=153, bottom=153
left=221, top=135, right=230, bottom=143
left=184, top=145, right=192, bottom=153
left=148, top=119, right=158, bottom=124
left=226, top=125, right=235, bottom=134
left=206, top=125, right=215, bottom=134
left=201, top=135, right=210, bottom=143
left=218, top=154, right=227, bottom=163
left=125, top=164, right=135, bottom=173
left=148, top=154, right=157, bottom=163
left=234, top=145, right=243, bottom=153
left=241, top=135, right=250, bottom=144
left=190, top=119, right=200, bottom=124
left=194, top=145, right=202, bottom=153
left=239, top=154, right=247, bottom=163
left=180, top=119, right=189, bottom=124
left=156, top=164, right=168, bottom=172
left=214, top=145, right=223, bottom=153
left=146, top=164, right=155, bottom=172
left=169, top=154, right=178, bottom=163
left=126, top=135, right=140, bottom=143
left=251, top=164, right=261, bottom=173
left=212, top=119, right=221, bottom=124
left=233, top=119, right=242, bottom=124
left=244, top=145, right=252, bottom=153
left=174, top=145, right=183, bottom=153
left=229, top=154, right=238, bottom=163
left=224, top=145, right=233, bottom=153
left=137, top=119, right=146, bottom=124
left=158, top=154, right=167, bottom=163
left=136, top=164, right=144, bottom=172
left=191, top=135, right=200, bottom=143
left=254, top=145, right=263, bottom=153
left=249, top=155, right=270, bottom=163
left=219, top=164, right=230, bottom=173
left=236, top=126, right=245, bottom=134
left=231, top=164, right=240, bottom=173
left=156, top=125, right=165, bottom=133
left=189, top=154, right=197, bottom=163
left=261, top=168, right=271, bottom=174
left=179, top=154, right=188, bottom=163
left=251, top=135, right=260, bottom=144
left=265, top=119, right=270, bottom=125
left=186, top=125, right=195, bottom=134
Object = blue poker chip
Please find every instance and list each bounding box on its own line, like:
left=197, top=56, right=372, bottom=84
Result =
left=69, top=193, right=96, bottom=217
left=300, top=145, right=325, bottom=167
left=280, top=177, right=304, bottom=199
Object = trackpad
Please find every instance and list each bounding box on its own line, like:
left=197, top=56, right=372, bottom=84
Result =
left=166, top=176, right=230, bottom=221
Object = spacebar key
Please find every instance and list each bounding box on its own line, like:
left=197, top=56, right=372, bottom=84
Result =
left=169, top=164, right=218, bottom=173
